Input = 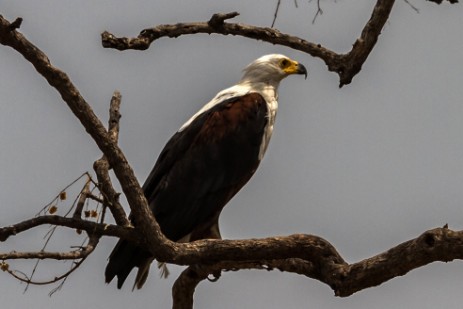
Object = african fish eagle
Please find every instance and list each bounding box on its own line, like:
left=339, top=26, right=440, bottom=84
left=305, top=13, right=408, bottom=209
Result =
left=105, top=54, right=307, bottom=289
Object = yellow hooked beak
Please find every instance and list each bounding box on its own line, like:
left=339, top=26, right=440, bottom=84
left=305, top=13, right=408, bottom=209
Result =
left=282, top=59, right=308, bottom=79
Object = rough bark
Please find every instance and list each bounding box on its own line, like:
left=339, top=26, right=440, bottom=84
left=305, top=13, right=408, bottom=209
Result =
left=101, top=0, right=396, bottom=87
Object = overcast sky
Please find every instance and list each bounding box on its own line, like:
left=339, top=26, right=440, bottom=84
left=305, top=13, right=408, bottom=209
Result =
left=1, top=1, right=463, bottom=308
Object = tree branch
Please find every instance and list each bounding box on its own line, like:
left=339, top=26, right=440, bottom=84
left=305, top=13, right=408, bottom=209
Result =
left=93, top=91, right=131, bottom=227
left=341, top=0, right=395, bottom=86
left=0, top=14, right=173, bottom=260
left=100, top=0, right=457, bottom=86
left=171, top=226, right=463, bottom=307
left=0, top=215, right=137, bottom=245
left=100, top=12, right=344, bottom=83
left=2, top=234, right=100, bottom=293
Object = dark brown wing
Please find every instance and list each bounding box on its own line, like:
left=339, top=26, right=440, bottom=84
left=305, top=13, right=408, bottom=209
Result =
left=105, top=92, right=268, bottom=289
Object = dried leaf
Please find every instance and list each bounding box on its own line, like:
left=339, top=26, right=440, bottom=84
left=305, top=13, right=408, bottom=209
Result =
left=48, top=205, right=58, bottom=214
left=59, top=191, right=67, bottom=200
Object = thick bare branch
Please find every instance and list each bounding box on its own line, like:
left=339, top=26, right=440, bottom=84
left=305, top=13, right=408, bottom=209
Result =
left=341, top=0, right=395, bottom=86
left=334, top=226, right=463, bottom=296
left=3, top=211, right=462, bottom=305
left=172, top=227, right=463, bottom=307
left=172, top=267, right=202, bottom=309
left=167, top=234, right=344, bottom=267
left=0, top=15, right=173, bottom=259
left=97, top=3, right=375, bottom=86
left=101, top=14, right=343, bottom=83
left=100, top=0, right=456, bottom=86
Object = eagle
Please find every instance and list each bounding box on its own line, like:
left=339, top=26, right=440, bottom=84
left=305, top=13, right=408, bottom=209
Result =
left=105, top=54, right=307, bottom=289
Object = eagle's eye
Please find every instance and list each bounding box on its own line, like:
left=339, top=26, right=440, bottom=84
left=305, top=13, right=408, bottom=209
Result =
left=280, top=59, right=290, bottom=68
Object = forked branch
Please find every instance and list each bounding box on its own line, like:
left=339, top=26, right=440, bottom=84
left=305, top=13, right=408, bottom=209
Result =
left=0, top=13, right=171, bottom=260
left=100, top=0, right=457, bottom=86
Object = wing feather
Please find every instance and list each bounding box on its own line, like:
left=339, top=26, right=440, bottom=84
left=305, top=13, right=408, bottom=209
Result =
left=105, top=92, right=268, bottom=289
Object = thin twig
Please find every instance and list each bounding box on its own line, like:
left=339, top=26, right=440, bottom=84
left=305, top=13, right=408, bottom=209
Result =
left=403, top=0, right=420, bottom=12
left=312, top=0, right=323, bottom=24
left=271, top=0, right=281, bottom=28
left=36, top=172, right=90, bottom=216
left=5, top=235, right=99, bottom=289
left=0, top=216, right=137, bottom=245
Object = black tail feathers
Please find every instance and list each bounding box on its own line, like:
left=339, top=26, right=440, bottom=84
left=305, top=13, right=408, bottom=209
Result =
left=105, top=239, right=152, bottom=289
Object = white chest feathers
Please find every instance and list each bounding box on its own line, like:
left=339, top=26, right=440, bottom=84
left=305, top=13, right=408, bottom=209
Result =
left=258, top=85, right=278, bottom=160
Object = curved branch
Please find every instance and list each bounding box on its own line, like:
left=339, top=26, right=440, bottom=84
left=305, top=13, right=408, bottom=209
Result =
left=172, top=226, right=463, bottom=307
left=100, top=0, right=457, bottom=86
left=169, top=234, right=345, bottom=266
left=101, top=12, right=343, bottom=82
left=342, top=0, right=395, bottom=86
left=99, top=1, right=390, bottom=86
left=3, top=234, right=99, bottom=294
left=0, top=14, right=173, bottom=259
left=1, top=233, right=98, bottom=261
left=335, top=226, right=463, bottom=296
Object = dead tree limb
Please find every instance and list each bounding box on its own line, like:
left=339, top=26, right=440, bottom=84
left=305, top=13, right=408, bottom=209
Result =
left=171, top=226, right=463, bottom=307
left=101, top=11, right=345, bottom=83
left=0, top=14, right=172, bottom=261
left=100, top=0, right=457, bottom=86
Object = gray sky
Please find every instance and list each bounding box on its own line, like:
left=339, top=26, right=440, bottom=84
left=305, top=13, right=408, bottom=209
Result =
left=1, top=0, right=463, bottom=308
